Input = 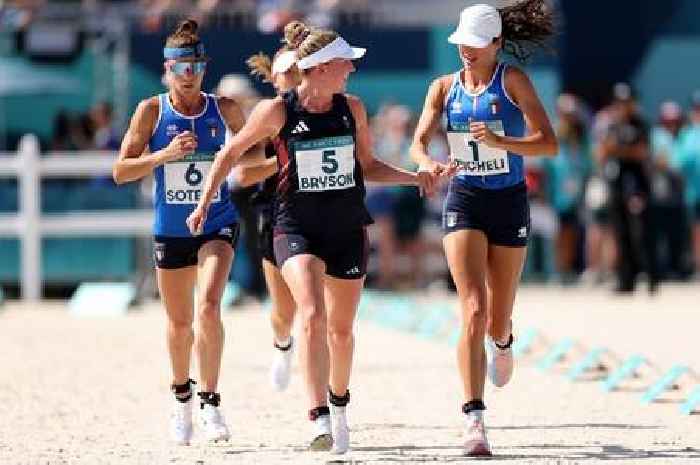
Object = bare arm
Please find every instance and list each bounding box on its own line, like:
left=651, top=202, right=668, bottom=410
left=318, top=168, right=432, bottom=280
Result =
left=196, top=98, right=285, bottom=212
left=473, top=66, right=558, bottom=157
left=346, top=95, right=417, bottom=186
left=410, top=76, right=450, bottom=168
left=232, top=155, right=278, bottom=187
left=112, top=97, right=196, bottom=184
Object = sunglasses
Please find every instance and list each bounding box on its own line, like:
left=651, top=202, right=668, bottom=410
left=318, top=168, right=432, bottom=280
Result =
left=170, top=61, right=207, bottom=76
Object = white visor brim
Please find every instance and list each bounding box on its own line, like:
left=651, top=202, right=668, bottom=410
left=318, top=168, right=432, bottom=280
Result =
left=296, top=37, right=366, bottom=70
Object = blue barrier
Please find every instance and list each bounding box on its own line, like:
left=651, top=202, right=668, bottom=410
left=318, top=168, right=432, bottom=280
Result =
left=512, top=327, right=538, bottom=358
left=69, top=282, right=136, bottom=317
left=567, top=347, right=608, bottom=381
left=640, top=365, right=689, bottom=404
left=537, top=338, right=574, bottom=371
left=602, top=355, right=647, bottom=392
left=415, top=304, right=455, bottom=340
left=680, top=386, right=700, bottom=415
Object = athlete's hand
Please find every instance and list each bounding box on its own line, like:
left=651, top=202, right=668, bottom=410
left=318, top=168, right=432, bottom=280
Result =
left=186, top=205, right=207, bottom=236
left=469, top=121, right=502, bottom=148
left=162, top=131, right=197, bottom=163
left=417, top=160, right=442, bottom=196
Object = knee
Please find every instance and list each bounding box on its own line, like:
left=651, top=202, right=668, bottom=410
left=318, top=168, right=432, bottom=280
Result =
left=168, top=316, right=193, bottom=337
left=197, top=298, right=222, bottom=327
left=460, top=287, right=488, bottom=325
left=328, top=325, right=353, bottom=348
left=301, top=305, right=326, bottom=336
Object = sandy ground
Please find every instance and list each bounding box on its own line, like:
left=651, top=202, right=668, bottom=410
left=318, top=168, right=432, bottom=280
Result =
left=1, top=285, right=699, bottom=465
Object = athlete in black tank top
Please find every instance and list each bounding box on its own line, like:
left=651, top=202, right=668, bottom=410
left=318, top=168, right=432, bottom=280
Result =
left=274, top=90, right=373, bottom=234
left=188, top=25, right=434, bottom=454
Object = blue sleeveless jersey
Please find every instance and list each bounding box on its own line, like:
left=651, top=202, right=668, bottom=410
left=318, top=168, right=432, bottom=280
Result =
left=444, top=62, right=526, bottom=189
left=149, top=92, right=237, bottom=236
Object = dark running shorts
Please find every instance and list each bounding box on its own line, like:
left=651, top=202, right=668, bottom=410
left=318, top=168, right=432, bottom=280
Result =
left=442, top=181, right=530, bottom=247
left=273, top=228, right=369, bottom=279
left=153, top=223, right=239, bottom=269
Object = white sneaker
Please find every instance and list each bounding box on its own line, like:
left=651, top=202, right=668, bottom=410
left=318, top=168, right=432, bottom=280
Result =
left=463, top=415, right=491, bottom=456
left=270, top=337, right=294, bottom=392
left=487, top=335, right=513, bottom=387
left=169, top=397, right=193, bottom=446
left=309, top=413, right=333, bottom=451
left=198, top=403, right=231, bottom=442
left=330, top=405, right=350, bottom=455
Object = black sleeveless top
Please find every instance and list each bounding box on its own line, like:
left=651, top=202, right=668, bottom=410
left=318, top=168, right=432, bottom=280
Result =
left=274, top=90, right=373, bottom=234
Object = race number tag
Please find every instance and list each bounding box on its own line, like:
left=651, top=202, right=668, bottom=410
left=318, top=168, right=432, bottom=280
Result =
left=294, top=136, right=356, bottom=192
left=447, top=120, right=509, bottom=176
left=164, top=152, right=221, bottom=204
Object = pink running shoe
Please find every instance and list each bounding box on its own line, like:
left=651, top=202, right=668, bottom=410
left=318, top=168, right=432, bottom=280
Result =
left=464, top=416, right=492, bottom=457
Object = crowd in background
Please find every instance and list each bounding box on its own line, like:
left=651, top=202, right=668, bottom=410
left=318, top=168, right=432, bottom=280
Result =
left=27, top=75, right=700, bottom=295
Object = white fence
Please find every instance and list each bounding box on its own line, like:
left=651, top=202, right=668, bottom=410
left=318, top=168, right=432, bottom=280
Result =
left=0, top=134, right=153, bottom=301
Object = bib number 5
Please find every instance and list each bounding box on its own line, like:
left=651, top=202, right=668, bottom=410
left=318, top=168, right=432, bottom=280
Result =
left=321, top=150, right=338, bottom=174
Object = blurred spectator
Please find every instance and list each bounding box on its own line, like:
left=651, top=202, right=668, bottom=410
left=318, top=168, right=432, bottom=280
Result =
left=523, top=160, right=557, bottom=281
left=673, top=91, right=700, bottom=277
left=0, top=0, right=43, bottom=32
left=216, top=73, right=260, bottom=117
left=650, top=100, right=692, bottom=279
left=90, top=101, right=120, bottom=150
left=50, top=109, right=93, bottom=152
left=598, top=83, right=659, bottom=294
left=256, top=0, right=302, bottom=33
left=543, top=93, right=592, bottom=284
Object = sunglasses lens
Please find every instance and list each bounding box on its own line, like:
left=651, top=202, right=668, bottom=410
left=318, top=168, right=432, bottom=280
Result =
left=171, top=61, right=206, bottom=75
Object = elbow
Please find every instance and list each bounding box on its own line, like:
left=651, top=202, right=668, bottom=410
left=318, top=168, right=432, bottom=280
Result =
left=543, top=135, right=559, bottom=157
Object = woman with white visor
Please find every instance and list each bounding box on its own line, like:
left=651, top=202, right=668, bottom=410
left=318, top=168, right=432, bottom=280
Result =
left=188, top=21, right=434, bottom=454
left=411, top=0, right=557, bottom=456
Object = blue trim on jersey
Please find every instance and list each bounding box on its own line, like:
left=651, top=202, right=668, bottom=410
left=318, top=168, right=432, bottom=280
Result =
left=445, top=62, right=526, bottom=189
left=149, top=93, right=237, bottom=237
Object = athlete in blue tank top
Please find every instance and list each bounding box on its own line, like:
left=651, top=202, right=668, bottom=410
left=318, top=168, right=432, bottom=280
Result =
left=112, top=19, right=249, bottom=446
left=409, top=2, right=558, bottom=457
left=444, top=61, right=526, bottom=189
left=150, top=91, right=237, bottom=236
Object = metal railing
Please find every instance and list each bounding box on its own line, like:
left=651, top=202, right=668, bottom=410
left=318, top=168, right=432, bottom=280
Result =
left=0, top=134, right=153, bottom=301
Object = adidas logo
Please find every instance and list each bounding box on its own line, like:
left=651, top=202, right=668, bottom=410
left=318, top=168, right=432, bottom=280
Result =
left=291, top=120, right=310, bottom=134
left=518, top=226, right=528, bottom=238
left=346, top=266, right=361, bottom=275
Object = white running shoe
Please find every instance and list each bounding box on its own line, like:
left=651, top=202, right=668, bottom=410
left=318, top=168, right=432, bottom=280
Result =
left=463, top=415, right=491, bottom=457
left=487, top=335, right=514, bottom=387
left=270, top=336, right=294, bottom=392
left=309, top=413, right=333, bottom=451
left=169, top=397, right=193, bottom=446
left=198, top=403, right=231, bottom=442
left=330, top=405, right=350, bottom=455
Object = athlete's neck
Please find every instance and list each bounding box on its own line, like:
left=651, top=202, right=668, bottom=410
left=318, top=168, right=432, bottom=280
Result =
left=461, top=62, right=498, bottom=93
left=169, top=90, right=205, bottom=116
left=297, top=82, right=334, bottom=113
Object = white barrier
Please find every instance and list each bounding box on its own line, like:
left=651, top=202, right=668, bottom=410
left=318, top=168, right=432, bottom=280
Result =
left=0, top=134, right=153, bottom=301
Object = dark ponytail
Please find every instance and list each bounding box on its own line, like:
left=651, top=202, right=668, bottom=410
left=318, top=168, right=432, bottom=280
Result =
left=498, top=0, right=555, bottom=62
left=166, top=19, right=200, bottom=48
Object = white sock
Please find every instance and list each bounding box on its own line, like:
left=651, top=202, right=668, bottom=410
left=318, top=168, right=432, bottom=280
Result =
left=274, top=336, right=291, bottom=349
left=466, top=409, right=484, bottom=423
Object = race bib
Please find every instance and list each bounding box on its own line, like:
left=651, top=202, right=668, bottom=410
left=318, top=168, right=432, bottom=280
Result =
left=294, top=136, right=356, bottom=192
left=164, top=152, right=221, bottom=204
left=447, top=120, right=509, bottom=176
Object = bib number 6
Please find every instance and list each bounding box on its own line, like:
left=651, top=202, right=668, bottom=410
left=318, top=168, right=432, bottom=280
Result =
left=185, top=163, right=203, bottom=186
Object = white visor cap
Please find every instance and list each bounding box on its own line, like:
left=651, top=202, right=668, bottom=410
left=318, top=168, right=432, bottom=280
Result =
left=272, top=50, right=297, bottom=75
left=448, top=4, right=502, bottom=48
left=296, top=37, right=366, bottom=70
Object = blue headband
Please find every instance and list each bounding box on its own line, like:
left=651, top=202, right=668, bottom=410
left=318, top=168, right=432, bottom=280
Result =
left=163, top=43, right=206, bottom=60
